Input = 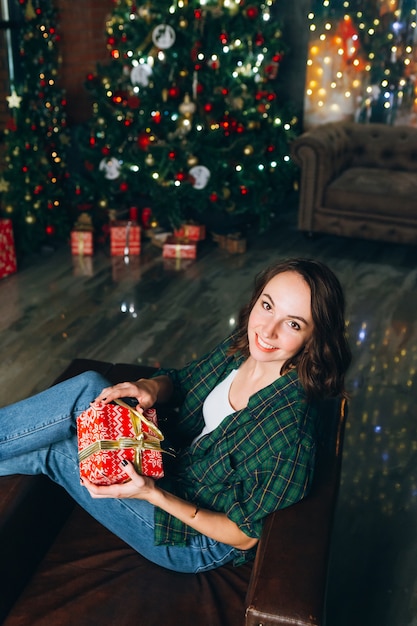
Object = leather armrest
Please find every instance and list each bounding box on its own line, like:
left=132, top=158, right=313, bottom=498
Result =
left=245, top=399, right=347, bottom=626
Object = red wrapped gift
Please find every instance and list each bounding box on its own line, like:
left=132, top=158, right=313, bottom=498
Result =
left=71, top=231, right=94, bottom=256
left=77, top=399, right=164, bottom=485
left=0, top=219, right=17, bottom=279
left=110, top=221, right=141, bottom=256
left=162, top=236, right=197, bottom=259
left=173, top=223, right=206, bottom=241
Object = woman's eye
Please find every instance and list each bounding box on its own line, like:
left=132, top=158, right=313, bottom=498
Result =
left=262, top=300, right=271, bottom=311
left=288, top=320, right=300, bottom=330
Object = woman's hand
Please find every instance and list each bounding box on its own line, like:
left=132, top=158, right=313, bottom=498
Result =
left=94, top=378, right=159, bottom=410
left=81, top=460, right=157, bottom=501
left=94, top=375, right=173, bottom=411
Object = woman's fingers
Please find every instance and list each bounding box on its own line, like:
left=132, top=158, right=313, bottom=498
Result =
left=81, top=461, right=153, bottom=499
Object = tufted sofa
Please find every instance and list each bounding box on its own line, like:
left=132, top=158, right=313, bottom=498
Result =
left=0, top=359, right=347, bottom=626
left=291, top=121, right=417, bottom=244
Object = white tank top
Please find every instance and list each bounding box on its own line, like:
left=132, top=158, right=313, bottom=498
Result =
left=193, top=369, right=238, bottom=444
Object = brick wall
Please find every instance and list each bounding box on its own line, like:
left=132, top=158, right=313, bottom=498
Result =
left=57, top=0, right=113, bottom=124
left=0, top=0, right=113, bottom=131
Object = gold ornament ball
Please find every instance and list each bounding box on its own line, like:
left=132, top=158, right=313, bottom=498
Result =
left=179, top=19, right=188, bottom=28
left=98, top=199, right=108, bottom=209
left=4, top=204, right=13, bottom=214
left=187, top=155, right=198, bottom=167
left=243, top=145, right=254, bottom=156
left=25, top=214, right=36, bottom=224
left=145, top=153, right=155, bottom=166
left=25, top=193, right=32, bottom=202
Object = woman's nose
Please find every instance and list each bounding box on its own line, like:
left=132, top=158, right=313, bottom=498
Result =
left=263, top=319, right=278, bottom=338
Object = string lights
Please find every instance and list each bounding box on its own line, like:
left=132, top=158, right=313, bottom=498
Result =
left=305, top=0, right=417, bottom=127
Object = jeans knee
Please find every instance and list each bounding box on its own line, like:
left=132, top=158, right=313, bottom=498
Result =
left=76, top=370, right=111, bottom=395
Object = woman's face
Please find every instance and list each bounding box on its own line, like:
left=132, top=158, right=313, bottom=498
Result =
left=247, top=271, right=314, bottom=368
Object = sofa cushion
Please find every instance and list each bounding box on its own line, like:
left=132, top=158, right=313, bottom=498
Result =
left=324, top=167, right=417, bottom=218
left=3, top=505, right=253, bottom=626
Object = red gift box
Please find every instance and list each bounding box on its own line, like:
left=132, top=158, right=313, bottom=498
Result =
left=71, top=231, right=94, bottom=256
left=0, top=219, right=17, bottom=279
left=162, top=236, right=197, bottom=259
left=77, top=399, right=164, bottom=486
left=110, top=221, right=141, bottom=256
left=173, top=223, right=206, bottom=241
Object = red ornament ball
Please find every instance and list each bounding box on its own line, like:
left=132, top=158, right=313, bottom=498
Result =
left=168, top=85, right=180, bottom=98
left=45, top=225, right=55, bottom=236
left=246, top=6, right=259, bottom=19
left=254, top=33, right=264, bottom=46
left=137, top=132, right=151, bottom=150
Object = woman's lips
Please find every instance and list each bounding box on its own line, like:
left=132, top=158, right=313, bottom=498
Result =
left=255, top=333, right=278, bottom=352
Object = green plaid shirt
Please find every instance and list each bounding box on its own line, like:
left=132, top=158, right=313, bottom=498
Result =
left=154, top=333, right=318, bottom=547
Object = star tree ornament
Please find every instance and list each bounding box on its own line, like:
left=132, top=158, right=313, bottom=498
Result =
left=6, top=90, right=22, bottom=109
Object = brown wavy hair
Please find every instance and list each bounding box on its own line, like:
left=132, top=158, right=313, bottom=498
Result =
left=228, top=258, right=351, bottom=399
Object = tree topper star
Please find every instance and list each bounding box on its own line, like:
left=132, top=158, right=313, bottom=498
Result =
left=6, top=90, right=22, bottom=109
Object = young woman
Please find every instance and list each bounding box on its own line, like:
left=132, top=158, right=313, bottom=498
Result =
left=0, top=258, right=351, bottom=573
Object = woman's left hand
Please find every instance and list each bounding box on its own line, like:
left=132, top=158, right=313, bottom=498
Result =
left=81, top=461, right=157, bottom=501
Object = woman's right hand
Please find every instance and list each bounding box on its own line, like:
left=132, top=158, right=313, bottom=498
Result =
left=94, top=375, right=172, bottom=411
left=94, top=378, right=159, bottom=410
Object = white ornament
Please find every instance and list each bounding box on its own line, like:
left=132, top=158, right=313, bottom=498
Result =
left=189, top=165, right=211, bottom=190
left=130, top=63, right=153, bottom=87
left=152, top=24, right=176, bottom=50
left=99, top=157, right=121, bottom=180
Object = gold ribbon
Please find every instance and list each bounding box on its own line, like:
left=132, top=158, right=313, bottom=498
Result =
left=78, top=399, right=165, bottom=474
left=77, top=232, right=84, bottom=257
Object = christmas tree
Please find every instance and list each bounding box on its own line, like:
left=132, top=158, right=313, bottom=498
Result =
left=0, top=0, right=71, bottom=256
left=74, top=0, right=298, bottom=235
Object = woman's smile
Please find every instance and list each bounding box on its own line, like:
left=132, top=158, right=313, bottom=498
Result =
left=255, top=334, right=278, bottom=352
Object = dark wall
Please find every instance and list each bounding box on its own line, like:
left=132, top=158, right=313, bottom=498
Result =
left=278, top=0, right=311, bottom=126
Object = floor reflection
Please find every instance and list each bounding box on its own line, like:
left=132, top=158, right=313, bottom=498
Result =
left=0, top=217, right=416, bottom=626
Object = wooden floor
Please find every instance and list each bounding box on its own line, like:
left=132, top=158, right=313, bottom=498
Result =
left=1, top=212, right=417, bottom=626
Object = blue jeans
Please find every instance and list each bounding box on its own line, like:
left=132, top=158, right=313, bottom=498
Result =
left=0, top=371, right=241, bottom=573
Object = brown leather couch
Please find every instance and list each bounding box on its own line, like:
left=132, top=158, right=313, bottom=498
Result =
left=291, top=121, right=417, bottom=244
left=0, top=359, right=347, bottom=626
